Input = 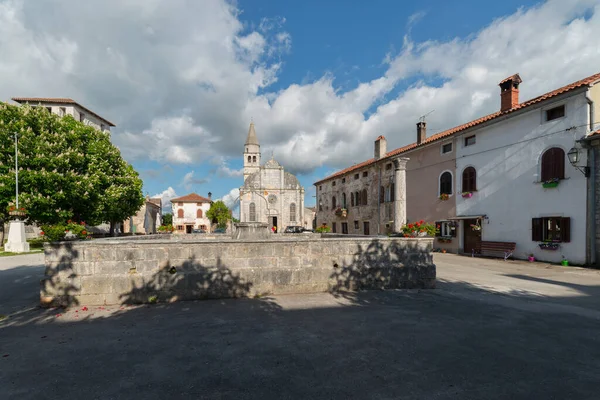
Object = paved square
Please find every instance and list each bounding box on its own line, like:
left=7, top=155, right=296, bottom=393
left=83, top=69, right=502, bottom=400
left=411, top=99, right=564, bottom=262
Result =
left=1, top=253, right=600, bottom=399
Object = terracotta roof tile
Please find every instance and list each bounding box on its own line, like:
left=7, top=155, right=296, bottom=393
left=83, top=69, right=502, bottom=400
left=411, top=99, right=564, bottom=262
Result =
left=170, top=193, right=212, bottom=203
left=314, top=72, right=600, bottom=185
left=590, top=129, right=600, bottom=137
left=11, top=97, right=116, bottom=126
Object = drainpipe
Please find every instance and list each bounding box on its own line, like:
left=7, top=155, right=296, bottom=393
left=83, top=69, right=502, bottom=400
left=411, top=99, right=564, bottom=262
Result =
left=585, top=87, right=596, bottom=265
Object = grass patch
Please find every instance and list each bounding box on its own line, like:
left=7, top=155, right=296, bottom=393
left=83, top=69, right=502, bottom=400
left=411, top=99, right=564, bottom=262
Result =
left=0, top=249, right=43, bottom=257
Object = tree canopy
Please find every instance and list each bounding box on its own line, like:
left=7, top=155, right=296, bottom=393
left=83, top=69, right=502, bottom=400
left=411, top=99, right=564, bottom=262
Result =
left=0, top=102, right=144, bottom=231
left=206, top=200, right=231, bottom=229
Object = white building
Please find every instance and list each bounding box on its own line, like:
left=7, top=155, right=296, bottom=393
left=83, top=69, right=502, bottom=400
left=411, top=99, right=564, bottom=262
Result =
left=12, top=97, right=114, bottom=133
left=239, top=122, right=305, bottom=232
left=171, top=193, right=213, bottom=234
left=453, top=73, right=600, bottom=264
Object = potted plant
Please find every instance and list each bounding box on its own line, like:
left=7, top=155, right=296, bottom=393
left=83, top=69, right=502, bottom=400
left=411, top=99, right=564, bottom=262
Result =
left=462, top=192, right=473, bottom=198
left=470, top=223, right=481, bottom=231
left=7, top=205, right=27, bottom=218
left=542, top=177, right=560, bottom=188
left=441, top=249, right=447, bottom=253
left=400, top=220, right=439, bottom=237
left=334, top=207, right=347, bottom=217
left=439, top=193, right=449, bottom=201
left=561, top=257, right=569, bottom=267
left=528, top=254, right=535, bottom=262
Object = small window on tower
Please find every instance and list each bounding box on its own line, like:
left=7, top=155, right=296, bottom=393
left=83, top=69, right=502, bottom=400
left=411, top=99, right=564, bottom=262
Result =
left=354, top=173, right=359, bottom=180
left=252, top=156, right=256, bottom=162
left=342, top=178, right=346, bottom=183
left=386, top=163, right=392, bottom=171
left=362, top=171, right=368, bottom=178
left=332, top=181, right=336, bottom=186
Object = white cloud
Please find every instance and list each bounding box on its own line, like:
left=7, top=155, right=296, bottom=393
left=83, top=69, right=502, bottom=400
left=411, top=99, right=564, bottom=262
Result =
left=1, top=0, right=599, bottom=178
left=181, top=170, right=208, bottom=191
left=220, top=188, right=240, bottom=218
left=152, top=187, right=177, bottom=212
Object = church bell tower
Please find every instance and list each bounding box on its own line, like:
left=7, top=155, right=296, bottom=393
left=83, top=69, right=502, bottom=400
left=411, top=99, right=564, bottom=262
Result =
left=243, top=122, right=261, bottom=181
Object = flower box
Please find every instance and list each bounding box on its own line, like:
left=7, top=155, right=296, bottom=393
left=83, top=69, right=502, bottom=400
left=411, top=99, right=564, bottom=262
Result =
left=334, top=208, right=347, bottom=218
left=439, top=193, right=449, bottom=201
left=542, top=178, right=560, bottom=188
left=539, top=242, right=560, bottom=250
left=462, top=192, right=473, bottom=198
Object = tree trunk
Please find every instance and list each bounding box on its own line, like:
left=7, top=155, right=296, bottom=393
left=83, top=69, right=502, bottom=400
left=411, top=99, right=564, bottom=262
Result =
left=0, top=219, right=5, bottom=246
left=109, top=221, right=116, bottom=237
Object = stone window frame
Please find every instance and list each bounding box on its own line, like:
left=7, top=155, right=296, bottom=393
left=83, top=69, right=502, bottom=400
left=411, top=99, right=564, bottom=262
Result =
left=290, top=203, right=296, bottom=222
left=441, top=142, right=453, bottom=155
left=354, top=220, right=359, bottom=229
left=249, top=203, right=256, bottom=222
left=543, top=103, right=566, bottom=123
left=464, top=135, right=476, bottom=147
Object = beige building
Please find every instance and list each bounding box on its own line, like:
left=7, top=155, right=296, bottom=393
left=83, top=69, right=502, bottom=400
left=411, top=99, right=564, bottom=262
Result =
left=12, top=97, right=114, bottom=133
left=171, top=193, right=212, bottom=234
left=239, top=122, right=305, bottom=232
left=123, top=197, right=162, bottom=235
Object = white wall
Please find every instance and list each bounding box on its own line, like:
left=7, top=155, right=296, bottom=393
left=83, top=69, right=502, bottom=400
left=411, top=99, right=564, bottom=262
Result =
left=47, top=104, right=111, bottom=133
left=172, top=202, right=211, bottom=231
left=455, top=90, right=589, bottom=264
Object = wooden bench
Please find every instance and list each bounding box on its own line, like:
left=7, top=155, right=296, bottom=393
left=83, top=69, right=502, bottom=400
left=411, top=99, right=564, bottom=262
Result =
left=474, top=241, right=516, bottom=261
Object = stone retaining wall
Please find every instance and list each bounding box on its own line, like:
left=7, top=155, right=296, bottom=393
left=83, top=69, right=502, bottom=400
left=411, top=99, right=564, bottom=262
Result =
left=41, top=237, right=435, bottom=306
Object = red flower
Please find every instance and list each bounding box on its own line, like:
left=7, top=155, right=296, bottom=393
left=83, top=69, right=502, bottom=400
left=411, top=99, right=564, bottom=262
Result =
left=80, top=221, right=85, bottom=226
left=436, top=224, right=440, bottom=229
left=67, top=220, right=72, bottom=224
left=419, top=220, right=424, bottom=224
left=408, top=223, right=414, bottom=229
left=81, top=230, right=87, bottom=235
left=40, top=231, right=45, bottom=235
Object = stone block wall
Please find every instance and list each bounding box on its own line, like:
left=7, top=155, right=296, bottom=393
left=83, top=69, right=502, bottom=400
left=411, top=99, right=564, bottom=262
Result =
left=41, top=236, right=435, bottom=307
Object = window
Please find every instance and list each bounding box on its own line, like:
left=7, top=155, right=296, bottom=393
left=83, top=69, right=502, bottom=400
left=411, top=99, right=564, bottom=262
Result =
left=390, top=183, right=395, bottom=202
left=332, top=181, right=336, bottom=186
left=332, top=222, right=337, bottom=233
left=541, top=147, right=565, bottom=181
left=361, top=189, right=368, bottom=206
left=435, top=221, right=457, bottom=237
left=363, top=221, right=370, bottom=235
left=177, top=209, right=184, bottom=218
left=532, top=217, right=570, bottom=242
left=59, top=107, right=66, bottom=116
left=177, top=225, right=184, bottom=231
left=546, top=105, right=565, bottom=121
left=248, top=156, right=251, bottom=163
left=252, top=156, right=256, bottom=162
left=342, top=193, right=347, bottom=208
left=442, top=143, right=453, bottom=154
left=319, top=199, right=323, bottom=212
left=354, top=173, right=359, bottom=180
left=249, top=203, right=256, bottom=222
left=80, top=113, right=85, bottom=122
left=386, top=163, right=392, bottom=171
left=462, top=167, right=477, bottom=192
left=342, top=178, right=346, bottom=183
left=351, top=192, right=354, bottom=207
left=362, top=171, right=368, bottom=177
left=332, top=196, right=337, bottom=208
left=101, top=124, right=106, bottom=131
left=380, top=186, right=384, bottom=204
left=319, top=185, right=322, bottom=191
left=290, top=203, right=296, bottom=222
left=464, top=135, right=476, bottom=147
left=196, top=209, right=203, bottom=218
left=355, top=191, right=360, bottom=206
left=354, top=221, right=359, bottom=229
left=440, top=171, right=452, bottom=195
left=178, top=202, right=183, bottom=206
left=341, top=222, right=348, bottom=234
left=385, top=186, right=391, bottom=202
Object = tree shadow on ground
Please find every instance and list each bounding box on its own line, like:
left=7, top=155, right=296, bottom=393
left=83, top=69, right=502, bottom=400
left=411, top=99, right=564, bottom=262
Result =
left=328, top=240, right=435, bottom=305
left=40, top=242, right=81, bottom=309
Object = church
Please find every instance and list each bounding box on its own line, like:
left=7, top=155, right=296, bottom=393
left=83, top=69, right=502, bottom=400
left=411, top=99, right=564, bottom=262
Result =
left=239, top=122, right=305, bottom=232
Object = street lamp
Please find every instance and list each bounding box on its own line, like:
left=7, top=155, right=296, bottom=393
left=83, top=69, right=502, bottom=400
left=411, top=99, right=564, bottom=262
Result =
left=14, top=133, right=19, bottom=215
left=567, top=147, right=590, bottom=177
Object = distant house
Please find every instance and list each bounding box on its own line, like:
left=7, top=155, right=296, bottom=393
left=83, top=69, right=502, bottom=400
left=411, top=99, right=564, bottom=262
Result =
left=123, top=197, right=162, bottom=235
left=171, top=193, right=213, bottom=234
left=11, top=97, right=115, bottom=133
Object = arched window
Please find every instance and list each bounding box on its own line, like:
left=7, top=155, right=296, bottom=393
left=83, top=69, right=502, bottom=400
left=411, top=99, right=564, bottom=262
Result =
left=380, top=186, right=384, bottom=204
left=342, top=193, right=347, bottom=208
left=177, top=209, right=184, bottom=218
left=355, top=191, right=360, bottom=206
left=197, top=209, right=203, bottom=218
left=247, top=155, right=251, bottom=163
left=290, top=203, right=296, bottom=221
left=440, top=171, right=452, bottom=195
left=332, top=196, right=337, bottom=208
left=362, top=189, right=368, bottom=206
left=249, top=202, right=256, bottom=222
left=462, top=167, right=477, bottom=192
left=252, top=155, right=256, bottom=163
left=541, top=147, right=565, bottom=181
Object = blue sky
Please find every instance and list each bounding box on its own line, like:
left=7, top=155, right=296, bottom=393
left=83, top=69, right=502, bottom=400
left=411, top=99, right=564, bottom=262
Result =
left=1, top=0, right=599, bottom=215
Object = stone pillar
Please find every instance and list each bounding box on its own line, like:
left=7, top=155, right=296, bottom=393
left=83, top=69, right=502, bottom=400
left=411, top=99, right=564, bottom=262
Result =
left=4, top=220, right=30, bottom=253
left=392, top=157, right=409, bottom=233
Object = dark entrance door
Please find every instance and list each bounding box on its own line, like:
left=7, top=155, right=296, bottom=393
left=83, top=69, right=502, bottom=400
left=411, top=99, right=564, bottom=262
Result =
left=269, top=216, right=278, bottom=233
left=363, top=221, right=370, bottom=235
left=463, top=218, right=481, bottom=254
left=185, top=225, right=193, bottom=234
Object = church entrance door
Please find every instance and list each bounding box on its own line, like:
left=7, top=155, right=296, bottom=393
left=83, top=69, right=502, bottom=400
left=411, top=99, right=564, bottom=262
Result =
left=269, top=216, right=278, bottom=233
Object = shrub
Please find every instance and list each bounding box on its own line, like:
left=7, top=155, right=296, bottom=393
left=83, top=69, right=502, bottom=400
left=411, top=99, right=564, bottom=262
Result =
left=315, top=225, right=331, bottom=233
left=401, top=220, right=438, bottom=237
left=40, top=221, right=90, bottom=242
left=158, top=224, right=174, bottom=232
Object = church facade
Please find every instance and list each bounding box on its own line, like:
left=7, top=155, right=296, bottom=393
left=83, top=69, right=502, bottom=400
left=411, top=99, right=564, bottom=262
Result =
left=239, top=123, right=305, bottom=232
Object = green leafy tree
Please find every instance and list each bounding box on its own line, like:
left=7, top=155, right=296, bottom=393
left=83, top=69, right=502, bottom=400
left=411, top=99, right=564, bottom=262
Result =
left=206, top=200, right=231, bottom=229
left=0, top=102, right=144, bottom=237
left=162, top=213, right=173, bottom=226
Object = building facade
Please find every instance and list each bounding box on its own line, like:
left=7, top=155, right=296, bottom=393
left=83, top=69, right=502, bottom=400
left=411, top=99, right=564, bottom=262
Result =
left=12, top=97, right=114, bottom=133
left=123, top=197, right=162, bottom=235
left=171, top=193, right=212, bottom=234
left=315, top=72, right=600, bottom=264
left=239, top=123, right=305, bottom=232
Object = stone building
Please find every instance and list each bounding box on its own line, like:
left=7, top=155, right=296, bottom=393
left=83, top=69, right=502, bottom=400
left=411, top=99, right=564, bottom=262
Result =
left=171, top=193, right=212, bottom=234
left=239, top=122, right=305, bottom=232
left=12, top=97, right=114, bottom=133
left=123, top=196, right=162, bottom=235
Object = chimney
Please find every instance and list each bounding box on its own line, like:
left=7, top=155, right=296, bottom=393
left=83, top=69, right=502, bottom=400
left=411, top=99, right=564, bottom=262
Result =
left=499, top=73, right=522, bottom=112
left=416, top=121, right=426, bottom=145
left=208, top=192, right=212, bottom=200
left=374, top=135, right=387, bottom=159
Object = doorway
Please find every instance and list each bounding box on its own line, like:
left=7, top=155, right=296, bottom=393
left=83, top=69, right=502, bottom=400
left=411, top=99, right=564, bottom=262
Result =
left=269, top=216, right=278, bottom=233
left=363, top=221, right=370, bottom=236
left=185, top=225, right=193, bottom=234
left=463, top=218, right=481, bottom=254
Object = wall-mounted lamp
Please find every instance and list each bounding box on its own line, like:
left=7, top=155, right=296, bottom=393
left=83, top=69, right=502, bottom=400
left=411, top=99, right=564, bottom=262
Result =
left=567, top=147, right=590, bottom=177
